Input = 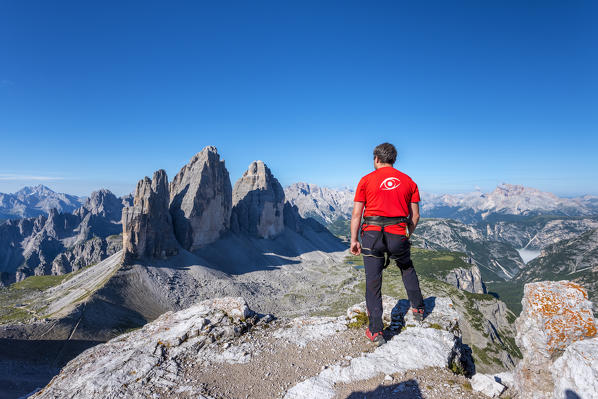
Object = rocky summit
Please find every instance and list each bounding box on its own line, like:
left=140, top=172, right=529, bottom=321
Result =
left=30, top=283, right=598, bottom=399
left=122, top=169, right=180, bottom=262
left=29, top=296, right=478, bottom=399
left=231, top=160, right=285, bottom=238
left=169, top=146, right=233, bottom=250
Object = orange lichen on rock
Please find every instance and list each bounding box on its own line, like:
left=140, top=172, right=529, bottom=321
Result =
left=525, top=281, right=596, bottom=352
left=563, top=281, right=588, bottom=299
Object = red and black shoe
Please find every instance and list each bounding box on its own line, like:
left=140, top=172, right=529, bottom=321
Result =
left=412, top=308, right=425, bottom=322
left=365, top=327, right=386, bottom=346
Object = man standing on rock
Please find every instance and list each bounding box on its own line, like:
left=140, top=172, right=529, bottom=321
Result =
left=350, top=143, right=425, bottom=346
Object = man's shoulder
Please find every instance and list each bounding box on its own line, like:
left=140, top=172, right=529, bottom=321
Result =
left=392, top=169, right=417, bottom=185
left=359, top=169, right=378, bottom=182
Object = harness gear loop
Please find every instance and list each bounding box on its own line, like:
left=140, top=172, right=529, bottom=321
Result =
left=361, top=216, right=411, bottom=269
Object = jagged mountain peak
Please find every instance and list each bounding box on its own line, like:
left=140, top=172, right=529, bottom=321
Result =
left=15, top=184, right=56, bottom=196
left=78, top=188, right=122, bottom=221
left=169, top=146, right=232, bottom=250
left=0, top=184, right=83, bottom=219
left=230, top=160, right=285, bottom=238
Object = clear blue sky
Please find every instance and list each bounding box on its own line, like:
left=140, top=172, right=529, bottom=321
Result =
left=1, top=1, right=596, bottom=197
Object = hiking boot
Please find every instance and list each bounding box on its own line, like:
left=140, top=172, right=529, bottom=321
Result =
left=412, top=308, right=425, bottom=322
left=365, top=327, right=386, bottom=346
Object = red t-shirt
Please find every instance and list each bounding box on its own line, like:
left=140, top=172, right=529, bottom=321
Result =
left=354, top=166, right=420, bottom=235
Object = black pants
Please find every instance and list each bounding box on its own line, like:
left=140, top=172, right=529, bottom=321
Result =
left=361, top=230, right=424, bottom=333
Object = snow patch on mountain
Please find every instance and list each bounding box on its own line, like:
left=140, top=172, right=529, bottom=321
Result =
left=421, top=184, right=598, bottom=221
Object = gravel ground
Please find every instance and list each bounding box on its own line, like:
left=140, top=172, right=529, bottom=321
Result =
left=153, top=321, right=510, bottom=399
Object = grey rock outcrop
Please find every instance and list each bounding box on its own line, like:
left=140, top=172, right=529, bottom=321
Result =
left=442, top=264, right=487, bottom=294
left=122, top=170, right=179, bottom=263
left=168, top=146, right=232, bottom=250
left=513, top=281, right=597, bottom=399
left=230, top=161, right=285, bottom=238
left=552, top=335, right=598, bottom=399
left=470, top=373, right=506, bottom=397
left=30, top=297, right=255, bottom=399
left=51, top=235, right=122, bottom=275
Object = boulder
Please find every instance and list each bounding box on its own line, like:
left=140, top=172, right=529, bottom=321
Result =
left=169, top=146, right=232, bottom=250
left=552, top=336, right=598, bottom=399
left=442, top=264, right=486, bottom=294
left=514, top=280, right=597, bottom=398
left=122, top=169, right=179, bottom=262
left=470, top=373, right=505, bottom=397
left=230, top=160, right=285, bottom=238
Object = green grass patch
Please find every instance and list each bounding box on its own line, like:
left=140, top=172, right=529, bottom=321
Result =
left=326, top=217, right=351, bottom=238
left=0, top=307, right=31, bottom=323
left=411, top=248, right=473, bottom=278
left=449, top=360, right=467, bottom=376
left=11, top=274, right=70, bottom=291
left=347, top=312, right=369, bottom=329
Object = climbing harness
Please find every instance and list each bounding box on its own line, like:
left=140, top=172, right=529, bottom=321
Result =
left=360, top=216, right=410, bottom=269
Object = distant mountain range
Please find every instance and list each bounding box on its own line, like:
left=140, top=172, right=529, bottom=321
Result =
left=284, top=182, right=354, bottom=224
left=0, top=184, right=83, bottom=219
left=285, top=182, right=598, bottom=224
left=6, top=182, right=596, bottom=225
left=0, top=189, right=130, bottom=285
left=421, top=184, right=598, bottom=223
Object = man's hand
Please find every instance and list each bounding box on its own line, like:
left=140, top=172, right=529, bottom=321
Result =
left=350, top=201, right=365, bottom=255
left=408, top=202, right=420, bottom=235
left=350, top=240, right=362, bottom=255
left=407, top=221, right=415, bottom=236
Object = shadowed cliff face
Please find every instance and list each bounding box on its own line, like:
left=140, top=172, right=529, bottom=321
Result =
left=122, top=170, right=179, bottom=262
left=0, top=189, right=125, bottom=285
left=168, top=146, right=233, bottom=251
left=230, top=160, right=285, bottom=239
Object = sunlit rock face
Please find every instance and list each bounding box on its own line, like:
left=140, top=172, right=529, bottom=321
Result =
left=514, top=281, right=597, bottom=399
left=230, top=160, right=285, bottom=239
left=169, top=146, right=232, bottom=251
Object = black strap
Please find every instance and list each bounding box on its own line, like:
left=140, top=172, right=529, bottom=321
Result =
left=361, top=216, right=410, bottom=269
left=363, top=216, right=410, bottom=227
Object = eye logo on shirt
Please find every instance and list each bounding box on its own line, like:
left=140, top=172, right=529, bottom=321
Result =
left=380, top=177, right=401, bottom=191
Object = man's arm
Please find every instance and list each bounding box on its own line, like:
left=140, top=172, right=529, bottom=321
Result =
left=408, top=202, right=420, bottom=235
left=350, top=201, right=365, bottom=255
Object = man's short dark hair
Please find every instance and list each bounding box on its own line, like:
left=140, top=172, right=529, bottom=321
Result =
left=373, top=143, right=397, bottom=165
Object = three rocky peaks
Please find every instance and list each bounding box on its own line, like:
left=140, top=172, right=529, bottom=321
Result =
left=122, top=146, right=290, bottom=263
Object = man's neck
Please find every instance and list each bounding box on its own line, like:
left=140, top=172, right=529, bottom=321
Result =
left=374, top=163, right=393, bottom=170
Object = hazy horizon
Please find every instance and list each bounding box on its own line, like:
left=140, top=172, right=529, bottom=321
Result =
left=1, top=177, right=595, bottom=200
